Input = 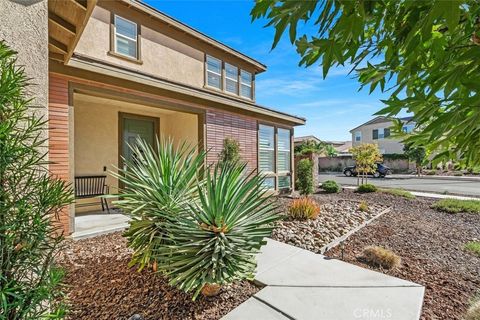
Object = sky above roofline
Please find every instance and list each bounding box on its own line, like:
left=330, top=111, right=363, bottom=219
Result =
left=144, top=0, right=404, bottom=141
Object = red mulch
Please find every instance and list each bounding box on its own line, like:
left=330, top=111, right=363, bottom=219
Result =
left=324, top=190, right=480, bottom=320
left=57, top=233, right=259, bottom=320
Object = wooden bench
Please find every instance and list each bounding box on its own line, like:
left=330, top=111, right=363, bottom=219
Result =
left=74, top=175, right=110, bottom=213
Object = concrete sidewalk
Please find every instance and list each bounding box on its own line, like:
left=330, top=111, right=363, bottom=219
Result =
left=223, top=239, right=424, bottom=320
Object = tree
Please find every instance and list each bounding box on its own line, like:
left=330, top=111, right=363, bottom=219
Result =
left=0, top=42, right=72, bottom=319
left=294, top=139, right=326, bottom=156
left=324, top=144, right=338, bottom=157
left=404, top=143, right=427, bottom=177
left=218, top=137, right=241, bottom=165
left=251, top=1, right=480, bottom=167
left=350, top=143, right=383, bottom=185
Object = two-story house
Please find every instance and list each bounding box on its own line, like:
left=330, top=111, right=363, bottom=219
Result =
left=1, top=0, right=305, bottom=236
left=350, top=116, right=415, bottom=154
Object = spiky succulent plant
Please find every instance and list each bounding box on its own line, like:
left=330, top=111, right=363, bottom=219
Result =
left=157, top=161, right=279, bottom=299
left=112, top=138, right=205, bottom=270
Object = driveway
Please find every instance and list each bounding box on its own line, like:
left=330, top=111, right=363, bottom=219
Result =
left=318, top=173, right=480, bottom=197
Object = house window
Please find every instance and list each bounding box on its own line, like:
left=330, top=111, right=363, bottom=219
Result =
left=225, top=63, right=238, bottom=94
left=114, top=15, right=138, bottom=59
left=403, top=124, right=414, bottom=133
left=258, top=124, right=292, bottom=190
left=373, top=128, right=391, bottom=140
left=240, top=70, right=253, bottom=99
left=355, top=131, right=361, bottom=142
left=206, top=55, right=222, bottom=89
left=277, top=128, right=291, bottom=190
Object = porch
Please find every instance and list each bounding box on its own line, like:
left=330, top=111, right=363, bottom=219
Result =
left=71, top=90, right=202, bottom=235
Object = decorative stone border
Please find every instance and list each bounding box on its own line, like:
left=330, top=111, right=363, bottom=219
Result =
left=319, top=207, right=392, bottom=255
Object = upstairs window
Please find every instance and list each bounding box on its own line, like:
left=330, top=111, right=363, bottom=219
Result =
left=354, top=131, right=362, bottom=142
left=402, top=124, right=414, bottom=133
left=240, top=70, right=253, bottom=99
left=373, top=128, right=390, bottom=140
left=225, top=63, right=238, bottom=94
left=206, top=56, right=222, bottom=89
left=114, top=15, right=138, bottom=59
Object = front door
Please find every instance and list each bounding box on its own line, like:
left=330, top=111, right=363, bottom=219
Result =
left=120, top=113, right=157, bottom=170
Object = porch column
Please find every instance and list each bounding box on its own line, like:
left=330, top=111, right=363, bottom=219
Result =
left=49, top=73, right=73, bottom=235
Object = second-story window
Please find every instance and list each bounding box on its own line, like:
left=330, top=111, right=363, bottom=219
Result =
left=355, top=131, right=362, bottom=142
left=240, top=70, right=253, bottom=99
left=206, top=56, right=222, bottom=89
left=114, top=15, right=138, bottom=59
left=225, top=63, right=238, bottom=94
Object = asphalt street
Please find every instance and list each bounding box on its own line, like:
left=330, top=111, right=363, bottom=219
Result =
left=318, top=173, right=480, bottom=197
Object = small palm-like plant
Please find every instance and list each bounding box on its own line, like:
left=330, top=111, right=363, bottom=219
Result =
left=112, top=138, right=206, bottom=270
left=158, top=161, right=279, bottom=299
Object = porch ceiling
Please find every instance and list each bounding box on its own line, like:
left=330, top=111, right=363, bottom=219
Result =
left=48, top=0, right=97, bottom=64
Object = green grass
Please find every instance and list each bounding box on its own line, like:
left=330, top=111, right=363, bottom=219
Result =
left=381, top=188, right=415, bottom=199
left=431, top=199, right=480, bottom=214
left=465, top=241, right=480, bottom=257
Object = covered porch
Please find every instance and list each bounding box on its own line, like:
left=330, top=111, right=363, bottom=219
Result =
left=70, top=90, right=202, bottom=237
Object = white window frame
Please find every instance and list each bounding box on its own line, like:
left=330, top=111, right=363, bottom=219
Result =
left=355, top=131, right=362, bottom=142
left=113, top=15, right=138, bottom=59
left=378, top=128, right=385, bottom=139
left=206, top=55, right=222, bottom=90
left=240, top=70, right=253, bottom=99
left=224, top=63, right=238, bottom=94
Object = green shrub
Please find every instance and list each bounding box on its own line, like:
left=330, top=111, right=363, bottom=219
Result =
left=157, top=161, right=279, bottom=299
left=218, top=137, right=241, bottom=165
left=0, top=42, right=73, bottom=318
left=356, top=183, right=377, bottom=193
left=296, top=158, right=314, bottom=196
left=381, top=188, right=415, bottom=199
left=320, top=180, right=341, bottom=193
left=288, top=197, right=321, bottom=220
left=431, top=199, right=480, bottom=214
left=465, top=241, right=480, bottom=257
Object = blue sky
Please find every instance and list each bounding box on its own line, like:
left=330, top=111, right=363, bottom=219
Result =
left=144, top=0, right=392, bottom=141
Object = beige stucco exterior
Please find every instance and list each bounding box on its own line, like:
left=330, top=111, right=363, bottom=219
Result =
left=351, top=119, right=408, bottom=154
left=73, top=93, right=198, bottom=211
left=0, top=0, right=49, bottom=152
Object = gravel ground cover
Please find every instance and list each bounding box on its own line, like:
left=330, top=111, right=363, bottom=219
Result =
left=322, top=189, right=480, bottom=320
left=57, top=233, right=260, bottom=320
left=272, top=194, right=389, bottom=253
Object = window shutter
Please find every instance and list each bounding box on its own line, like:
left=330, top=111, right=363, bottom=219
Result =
left=372, top=129, right=378, bottom=140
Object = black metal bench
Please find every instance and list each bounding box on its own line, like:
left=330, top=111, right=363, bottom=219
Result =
left=74, top=175, right=110, bottom=213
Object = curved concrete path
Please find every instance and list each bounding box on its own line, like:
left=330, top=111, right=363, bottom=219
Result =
left=223, top=239, right=424, bottom=320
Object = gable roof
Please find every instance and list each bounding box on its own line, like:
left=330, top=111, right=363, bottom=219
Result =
left=124, top=0, right=267, bottom=73
left=294, top=135, right=322, bottom=144
left=349, top=116, right=415, bottom=132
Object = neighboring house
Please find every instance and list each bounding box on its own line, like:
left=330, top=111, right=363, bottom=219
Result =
left=294, top=136, right=351, bottom=155
left=1, top=0, right=305, bottom=235
left=350, top=116, right=415, bottom=154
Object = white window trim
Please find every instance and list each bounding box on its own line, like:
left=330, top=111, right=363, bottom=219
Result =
left=206, top=55, right=222, bottom=89
left=114, top=15, right=138, bottom=59
left=224, top=63, right=239, bottom=94
left=240, top=70, right=253, bottom=99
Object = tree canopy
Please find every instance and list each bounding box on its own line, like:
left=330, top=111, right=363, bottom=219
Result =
left=251, top=0, right=480, bottom=167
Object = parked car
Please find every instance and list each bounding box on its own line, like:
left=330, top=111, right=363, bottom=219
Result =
left=343, top=163, right=392, bottom=178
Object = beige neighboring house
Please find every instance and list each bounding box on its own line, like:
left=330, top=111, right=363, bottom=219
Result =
left=1, top=0, right=305, bottom=236
left=350, top=116, right=415, bottom=154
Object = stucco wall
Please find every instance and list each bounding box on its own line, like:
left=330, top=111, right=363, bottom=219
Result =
left=351, top=121, right=405, bottom=154
left=0, top=0, right=48, bottom=149
left=74, top=94, right=198, bottom=212
left=75, top=6, right=205, bottom=88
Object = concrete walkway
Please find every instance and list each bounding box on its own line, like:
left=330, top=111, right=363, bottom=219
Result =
left=223, top=239, right=424, bottom=320
left=72, top=213, right=130, bottom=240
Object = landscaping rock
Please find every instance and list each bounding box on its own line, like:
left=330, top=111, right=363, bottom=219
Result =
left=273, top=196, right=388, bottom=253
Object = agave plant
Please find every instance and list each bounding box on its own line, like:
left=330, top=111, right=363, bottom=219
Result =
left=111, top=138, right=206, bottom=270
left=157, top=161, right=279, bottom=299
